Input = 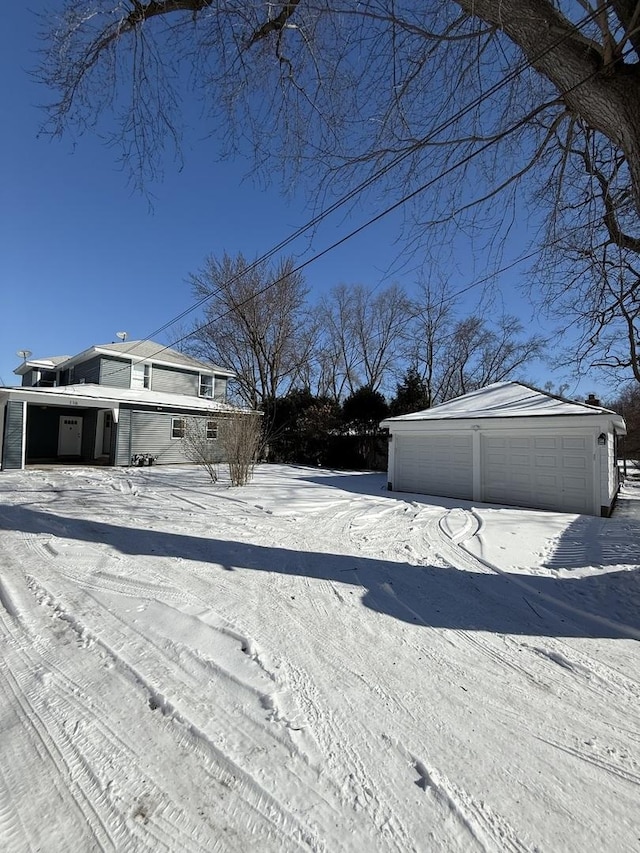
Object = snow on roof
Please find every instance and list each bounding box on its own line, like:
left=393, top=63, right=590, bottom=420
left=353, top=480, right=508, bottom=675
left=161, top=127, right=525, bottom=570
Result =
left=381, top=382, right=626, bottom=428
left=1, top=383, right=251, bottom=413
left=13, top=355, right=71, bottom=375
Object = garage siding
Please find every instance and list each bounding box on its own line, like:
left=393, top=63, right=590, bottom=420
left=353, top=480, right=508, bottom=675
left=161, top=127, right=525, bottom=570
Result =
left=394, top=433, right=473, bottom=499
left=481, top=434, right=594, bottom=514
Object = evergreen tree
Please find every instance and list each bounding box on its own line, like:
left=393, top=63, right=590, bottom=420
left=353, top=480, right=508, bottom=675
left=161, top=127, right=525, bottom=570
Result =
left=389, top=369, right=430, bottom=416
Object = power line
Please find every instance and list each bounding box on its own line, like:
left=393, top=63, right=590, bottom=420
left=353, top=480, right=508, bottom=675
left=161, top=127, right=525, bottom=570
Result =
left=171, top=47, right=633, bottom=360
left=206, top=200, right=638, bottom=400
left=81, top=3, right=624, bottom=386
left=136, top=2, right=614, bottom=342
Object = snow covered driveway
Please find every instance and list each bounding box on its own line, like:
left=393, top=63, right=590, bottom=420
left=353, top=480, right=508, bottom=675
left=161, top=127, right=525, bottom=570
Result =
left=0, top=464, right=638, bottom=852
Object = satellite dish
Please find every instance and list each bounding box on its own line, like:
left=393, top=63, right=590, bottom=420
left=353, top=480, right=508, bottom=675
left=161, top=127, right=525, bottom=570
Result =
left=16, top=349, right=32, bottom=361
left=116, top=331, right=128, bottom=342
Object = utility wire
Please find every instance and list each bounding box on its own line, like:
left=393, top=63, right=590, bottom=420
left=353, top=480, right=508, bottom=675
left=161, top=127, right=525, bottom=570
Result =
left=182, top=198, right=638, bottom=402
left=82, top=2, right=624, bottom=384
left=137, top=1, right=615, bottom=343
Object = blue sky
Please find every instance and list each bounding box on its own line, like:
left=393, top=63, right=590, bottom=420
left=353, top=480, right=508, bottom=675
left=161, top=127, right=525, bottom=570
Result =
left=0, top=4, right=610, bottom=401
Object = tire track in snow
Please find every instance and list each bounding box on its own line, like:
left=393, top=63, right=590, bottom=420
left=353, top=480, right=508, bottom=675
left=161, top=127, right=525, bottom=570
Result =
left=420, top=510, right=559, bottom=690
left=0, top=580, right=222, bottom=853
left=0, top=637, right=119, bottom=851
left=535, top=733, right=640, bottom=787
left=424, top=509, right=640, bottom=791
left=0, top=531, right=315, bottom=853
left=408, top=754, right=534, bottom=853
left=459, top=510, right=640, bottom=642
left=17, top=527, right=194, bottom=607
left=0, top=760, right=30, bottom=853
left=26, top=573, right=360, bottom=852
left=520, top=639, right=640, bottom=719
left=279, top=655, right=413, bottom=853
left=427, top=509, right=640, bottom=693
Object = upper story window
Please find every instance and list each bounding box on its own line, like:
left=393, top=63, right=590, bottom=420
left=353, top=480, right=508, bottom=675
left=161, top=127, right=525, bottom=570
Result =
left=199, top=375, right=214, bottom=398
left=131, top=362, right=151, bottom=390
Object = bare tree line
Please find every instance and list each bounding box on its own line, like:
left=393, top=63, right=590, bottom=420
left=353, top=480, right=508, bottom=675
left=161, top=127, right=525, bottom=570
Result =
left=186, top=252, right=546, bottom=408
left=35, top=2, right=640, bottom=387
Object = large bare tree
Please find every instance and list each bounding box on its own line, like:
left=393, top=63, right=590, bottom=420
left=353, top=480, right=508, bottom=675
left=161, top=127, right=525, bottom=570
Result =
left=37, top=1, right=640, bottom=379
left=312, top=283, right=410, bottom=398
left=189, top=252, right=313, bottom=407
left=531, top=127, right=640, bottom=382
left=406, top=280, right=547, bottom=403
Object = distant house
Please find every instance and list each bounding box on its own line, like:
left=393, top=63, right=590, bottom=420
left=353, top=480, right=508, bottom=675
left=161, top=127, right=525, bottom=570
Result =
left=381, top=382, right=626, bottom=517
left=0, top=340, right=243, bottom=470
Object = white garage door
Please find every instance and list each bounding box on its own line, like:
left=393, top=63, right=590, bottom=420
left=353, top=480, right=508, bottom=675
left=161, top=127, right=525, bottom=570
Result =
left=394, top=433, right=473, bottom=499
left=481, top=433, right=594, bottom=514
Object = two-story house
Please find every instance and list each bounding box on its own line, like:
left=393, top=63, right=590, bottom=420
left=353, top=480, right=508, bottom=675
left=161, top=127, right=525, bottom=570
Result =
left=0, top=340, right=242, bottom=470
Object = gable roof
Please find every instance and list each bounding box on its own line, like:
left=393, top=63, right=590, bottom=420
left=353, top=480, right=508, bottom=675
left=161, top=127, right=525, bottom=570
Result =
left=90, top=340, right=233, bottom=374
left=14, top=340, right=233, bottom=377
left=381, top=381, right=626, bottom=429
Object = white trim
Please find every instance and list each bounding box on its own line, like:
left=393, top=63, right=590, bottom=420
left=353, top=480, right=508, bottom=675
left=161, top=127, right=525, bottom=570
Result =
left=131, top=361, right=152, bottom=390
left=0, top=385, right=248, bottom=414
left=387, top=432, right=395, bottom=490
left=471, top=426, right=481, bottom=501
left=95, top=410, right=105, bottom=458
left=20, top=400, right=27, bottom=469
left=384, top=414, right=624, bottom=436
left=171, top=416, right=185, bottom=439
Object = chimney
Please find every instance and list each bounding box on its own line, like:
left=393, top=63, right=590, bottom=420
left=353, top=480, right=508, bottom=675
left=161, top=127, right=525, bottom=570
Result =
left=585, top=393, right=600, bottom=406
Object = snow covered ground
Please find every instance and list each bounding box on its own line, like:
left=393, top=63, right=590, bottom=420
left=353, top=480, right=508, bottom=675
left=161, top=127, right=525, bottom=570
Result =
left=0, top=463, right=639, bottom=852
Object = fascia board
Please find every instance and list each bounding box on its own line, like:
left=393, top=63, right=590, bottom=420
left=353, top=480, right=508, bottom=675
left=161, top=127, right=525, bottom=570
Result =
left=382, top=414, right=622, bottom=433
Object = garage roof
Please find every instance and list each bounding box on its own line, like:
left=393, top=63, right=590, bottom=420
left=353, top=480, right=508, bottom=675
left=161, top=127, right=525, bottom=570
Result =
left=381, top=381, right=626, bottom=429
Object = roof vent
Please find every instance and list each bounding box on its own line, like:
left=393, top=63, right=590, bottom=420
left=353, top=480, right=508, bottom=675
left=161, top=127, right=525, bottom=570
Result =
left=585, top=393, right=601, bottom=406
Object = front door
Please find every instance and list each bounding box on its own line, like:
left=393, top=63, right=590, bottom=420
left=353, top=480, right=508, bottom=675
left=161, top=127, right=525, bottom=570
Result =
left=58, top=416, right=83, bottom=456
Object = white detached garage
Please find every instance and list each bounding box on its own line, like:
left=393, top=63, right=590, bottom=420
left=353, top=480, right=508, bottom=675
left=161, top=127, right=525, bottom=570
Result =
left=381, top=382, right=626, bottom=516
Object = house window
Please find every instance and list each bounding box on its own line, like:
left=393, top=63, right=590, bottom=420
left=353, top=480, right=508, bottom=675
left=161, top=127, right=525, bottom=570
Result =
left=171, top=417, right=185, bottom=439
left=200, top=375, right=214, bottom=397
left=206, top=420, right=218, bottom=440
left=132, top=362, right=151, bottom=390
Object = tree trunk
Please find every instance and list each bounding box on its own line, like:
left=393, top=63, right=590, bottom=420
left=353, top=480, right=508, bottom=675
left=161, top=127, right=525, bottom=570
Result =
left=456, top=0, right=640, bottom=212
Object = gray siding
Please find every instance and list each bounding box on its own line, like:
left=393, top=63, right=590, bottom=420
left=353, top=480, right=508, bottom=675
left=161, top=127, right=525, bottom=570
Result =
left=115, top=408, right=132, bottom=465
left=21, top=370, right=34, bottom=387
left=100, top=356, right=131, bottom=389
left=2, top=401, right=24, bottom=469
left=74, top=356, right=101, bottom=385
left=116, top=408, right=225, bottom=465
left=152, top=365, right=199, bottom=396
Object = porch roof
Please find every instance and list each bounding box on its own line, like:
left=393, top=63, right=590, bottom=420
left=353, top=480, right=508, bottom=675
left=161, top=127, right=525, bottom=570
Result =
left=0, top=384, right=249, bottom=413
